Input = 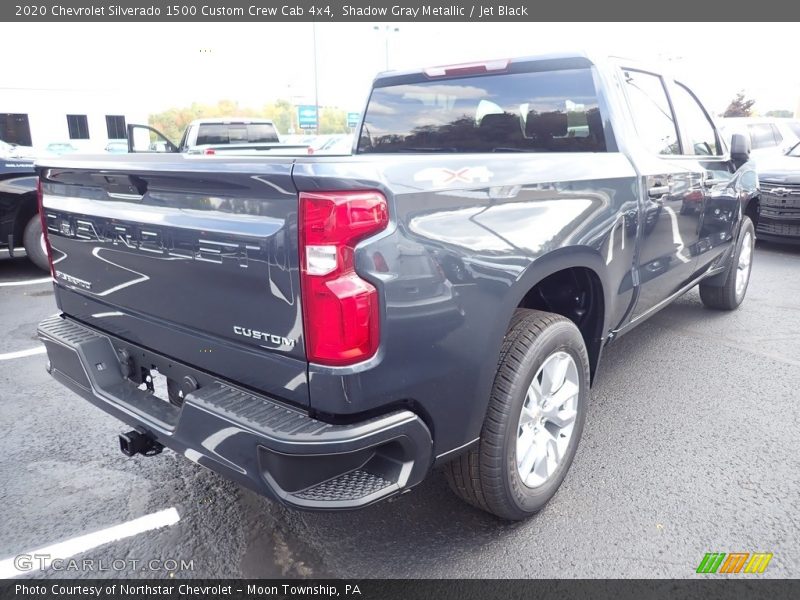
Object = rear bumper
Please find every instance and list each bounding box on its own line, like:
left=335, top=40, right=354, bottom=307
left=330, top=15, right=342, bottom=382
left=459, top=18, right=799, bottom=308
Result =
left=37, top=315, right=433, bottom=510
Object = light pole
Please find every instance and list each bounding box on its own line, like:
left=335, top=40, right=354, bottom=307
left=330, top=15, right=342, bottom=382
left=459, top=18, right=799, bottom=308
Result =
left=373, top=25, right=399, bottom=71
left=312, top=22, right=320, bottom=135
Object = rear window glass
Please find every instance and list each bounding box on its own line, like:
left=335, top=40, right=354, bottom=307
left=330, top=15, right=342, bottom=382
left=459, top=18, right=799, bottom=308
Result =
left=195, top=123, right=279, bottom=146
left=357, top=68, right=606, bottom=154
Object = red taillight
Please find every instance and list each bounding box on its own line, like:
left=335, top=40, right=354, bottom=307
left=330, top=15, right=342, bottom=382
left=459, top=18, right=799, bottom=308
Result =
left=204, top=148, right=216, bottom=155
left=37, top=177, right=55, bottom=278
left=299, top=190, right=389, bottom=366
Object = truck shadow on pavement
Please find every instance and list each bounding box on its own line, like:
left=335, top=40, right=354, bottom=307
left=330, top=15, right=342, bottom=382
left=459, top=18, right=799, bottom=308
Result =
left=230, top=306, right=698, bottom=579
left=0, top=255, right=46, bottom=281
left=224, top=241, right=800, bottom=578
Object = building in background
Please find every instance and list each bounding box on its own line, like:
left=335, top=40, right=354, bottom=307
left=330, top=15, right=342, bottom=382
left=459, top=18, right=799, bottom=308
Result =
left=0, top=87, right=148, bottom=151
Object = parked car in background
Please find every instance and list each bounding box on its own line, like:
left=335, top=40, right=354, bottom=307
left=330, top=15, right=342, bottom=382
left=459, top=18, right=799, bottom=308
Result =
left=0, top=156, right=47, bottom=270
left=749, top=141, right=800, bottom=243
left=0, top=139, right=37, bottom=160
left=281, top=134, right=318, bottom=146
left=720, top=117, right=800, bottom=159
left=308, top=134, right=354, bottom=155
left=44, top=142, right=79, bottom=156
left=37, top=52, right=758, bottom=520
left=104, top=141, right=129, bottom=154
left=127, top=118, right=309, bottom=155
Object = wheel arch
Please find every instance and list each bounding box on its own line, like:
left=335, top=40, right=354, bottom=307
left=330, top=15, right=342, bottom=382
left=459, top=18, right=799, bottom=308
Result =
left=743, top=193, right=759, bottom=227
left=495, top=247, right=611, bottom=382
left=437, top=247, right=612, bottom=465
left=12, top=191, right=39, bottom=244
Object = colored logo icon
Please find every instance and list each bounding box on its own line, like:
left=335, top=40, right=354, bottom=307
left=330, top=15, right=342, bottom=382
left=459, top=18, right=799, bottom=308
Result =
left=696, top=552, right=773, bottom=574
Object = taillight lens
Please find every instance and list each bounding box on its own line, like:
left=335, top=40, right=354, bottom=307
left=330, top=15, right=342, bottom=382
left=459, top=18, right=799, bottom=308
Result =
left=37, top=177, right=55, bottom=278
left=299, top=190, right=389, bottom=366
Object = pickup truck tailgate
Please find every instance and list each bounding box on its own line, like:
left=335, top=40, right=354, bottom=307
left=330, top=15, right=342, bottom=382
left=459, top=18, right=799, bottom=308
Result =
left=39, top=155, right=308, bottom=405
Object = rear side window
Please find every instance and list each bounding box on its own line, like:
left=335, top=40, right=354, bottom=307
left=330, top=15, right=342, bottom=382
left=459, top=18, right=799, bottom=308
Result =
left=747, top=123, right=781, bottom=150
left=357, top=68, right=606, bottom=154
left=670, top=83, right=721, bottom=156
left=195, top=123, right=279, bottom=146
left=621, top=69, right=679, bottom=155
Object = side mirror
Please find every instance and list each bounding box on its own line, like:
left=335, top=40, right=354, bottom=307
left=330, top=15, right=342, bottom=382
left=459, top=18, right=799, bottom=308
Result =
left=730, top=132, right=751, bottom=168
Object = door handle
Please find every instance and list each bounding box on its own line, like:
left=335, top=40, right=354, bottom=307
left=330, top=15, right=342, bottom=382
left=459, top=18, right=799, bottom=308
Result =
left=648, top=185, right=669, bottom=197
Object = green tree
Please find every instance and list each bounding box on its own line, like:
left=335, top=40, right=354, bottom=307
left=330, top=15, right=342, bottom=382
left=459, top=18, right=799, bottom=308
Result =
left=318, top=108, right=348, bottom=134
left=261, top=100, right=295, bottom=135
left=722, top=92, right=756, bottom=118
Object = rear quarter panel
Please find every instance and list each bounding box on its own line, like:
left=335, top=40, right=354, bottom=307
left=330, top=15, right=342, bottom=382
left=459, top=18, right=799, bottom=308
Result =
left=294, top=153, right=638, bottom=456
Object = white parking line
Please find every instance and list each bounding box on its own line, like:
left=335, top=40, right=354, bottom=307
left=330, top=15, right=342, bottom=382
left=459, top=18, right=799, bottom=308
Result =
left=0, top=277, right=52, bottom=287
left=0, top=507, right=180, bottom=578
left=0, top=346, right=46, bottom=360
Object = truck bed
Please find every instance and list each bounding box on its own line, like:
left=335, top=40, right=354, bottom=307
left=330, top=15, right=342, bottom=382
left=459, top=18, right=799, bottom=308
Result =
left=39, top=153, right=308, bottom=406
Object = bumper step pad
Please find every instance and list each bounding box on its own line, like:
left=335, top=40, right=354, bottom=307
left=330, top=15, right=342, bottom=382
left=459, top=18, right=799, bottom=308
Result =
left=295, top=469, right=393, bottom=502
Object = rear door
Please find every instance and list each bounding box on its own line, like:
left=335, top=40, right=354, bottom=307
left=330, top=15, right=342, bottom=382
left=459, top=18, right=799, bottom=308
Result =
left=667, top=80, right=739, bottom=274
left=40, top=154, right=308, bottom=406
left=618, top=67, right=705, bottom=319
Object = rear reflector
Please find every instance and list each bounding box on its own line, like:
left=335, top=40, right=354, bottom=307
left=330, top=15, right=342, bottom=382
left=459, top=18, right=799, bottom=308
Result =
left=424, top=59, right=510, bottom=78
left=299, top=190, right=389, bottom=366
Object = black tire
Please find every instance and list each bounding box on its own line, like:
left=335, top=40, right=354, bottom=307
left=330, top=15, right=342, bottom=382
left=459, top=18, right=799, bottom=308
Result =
left=23, top=214, right=49, bottom=272
left=445, top=309, right=590, bottom=520
left=699, top=216, right=755, bottom=311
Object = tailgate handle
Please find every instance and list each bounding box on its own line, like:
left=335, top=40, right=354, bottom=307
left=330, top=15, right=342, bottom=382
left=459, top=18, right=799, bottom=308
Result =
left=93, top=174, right=148, bottom=200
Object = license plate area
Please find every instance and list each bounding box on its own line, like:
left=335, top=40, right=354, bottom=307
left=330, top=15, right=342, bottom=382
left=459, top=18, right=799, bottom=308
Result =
left=138, top=366, right=173, bottom=406
left=114, top=343, right=211, bottom=413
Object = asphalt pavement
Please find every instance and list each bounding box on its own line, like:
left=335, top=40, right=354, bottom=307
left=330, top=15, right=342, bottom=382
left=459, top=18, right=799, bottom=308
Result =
left=0, top=242, right=798, bottom=579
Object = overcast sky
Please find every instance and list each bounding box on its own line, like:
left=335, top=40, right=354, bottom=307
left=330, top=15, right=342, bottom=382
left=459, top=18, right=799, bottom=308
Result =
left=3, top=22, right=798, bottom=117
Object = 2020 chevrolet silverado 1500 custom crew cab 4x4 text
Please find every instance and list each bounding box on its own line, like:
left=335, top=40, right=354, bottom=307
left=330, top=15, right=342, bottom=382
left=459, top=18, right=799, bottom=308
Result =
left=36, top=53, right=758, bottom=520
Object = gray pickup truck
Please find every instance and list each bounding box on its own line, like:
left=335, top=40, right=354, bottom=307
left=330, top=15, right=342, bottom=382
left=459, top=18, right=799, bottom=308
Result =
left=36, top=52, right=758, bottom=520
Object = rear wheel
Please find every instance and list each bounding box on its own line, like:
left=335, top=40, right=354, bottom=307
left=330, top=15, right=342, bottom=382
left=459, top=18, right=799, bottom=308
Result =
left=23, top=214, right=49, bottom=272
left=445, top=309, right=590, bottom=520
left=699, top=216, right=755, bottom=311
